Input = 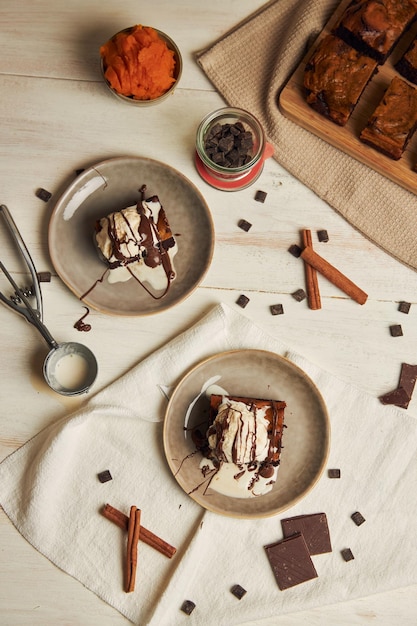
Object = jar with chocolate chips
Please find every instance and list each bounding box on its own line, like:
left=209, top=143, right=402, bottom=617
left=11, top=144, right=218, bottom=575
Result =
left=195, top=107, right=272, bottom=190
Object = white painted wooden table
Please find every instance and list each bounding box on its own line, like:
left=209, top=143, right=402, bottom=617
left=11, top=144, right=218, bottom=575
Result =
left=1, top=1, right=417, bottom=624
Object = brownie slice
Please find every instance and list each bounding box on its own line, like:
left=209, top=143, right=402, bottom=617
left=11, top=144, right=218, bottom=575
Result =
left=335, top=0, right=417, bottom=63
left=360, top=76, right=417, bottom=159
left=304, top=35, right=378, bottom=126
left=396, top=37, right=417, bottom=83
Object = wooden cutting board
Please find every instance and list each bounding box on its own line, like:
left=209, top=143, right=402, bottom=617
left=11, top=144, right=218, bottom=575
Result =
left=279, top=0, right=417, bottom=195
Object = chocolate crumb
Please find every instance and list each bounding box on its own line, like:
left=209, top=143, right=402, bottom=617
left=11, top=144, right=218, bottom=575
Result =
left=231, top=584, right=247, bottom=600
left=292, top=288, right=307, bottom=302
left=389, top=324, right=403, bottom=337
left=35, top=188, right=52, bottom=202
left=341, top=548, right=354, bottom=562
left=181, top=600, right=196, bottom=615
left=236, top=294, right=250, bottom=308
left=97, top=470, right=112, bottom=483
left=317, top=229, right=329, bottom=242
left=328, top=468, right=341, bottom=478
left=238, top=219, right=252, bottom=232
left=37, top=271, right=51, bottom=283
left=270, top=303, right=284, bottom=316
left=398, top=301, right=411, bottom=314
left=255, top=190, right=267, bottom=203
left=288, top=243, right=302, bottom=258
left=351, top=511, right=366, bottom=526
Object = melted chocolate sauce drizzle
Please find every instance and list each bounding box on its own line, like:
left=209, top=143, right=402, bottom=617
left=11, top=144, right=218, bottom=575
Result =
left=74, top=306, right=91, bottom=332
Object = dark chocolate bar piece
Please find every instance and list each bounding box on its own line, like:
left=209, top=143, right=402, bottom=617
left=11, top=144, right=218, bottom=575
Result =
left=328, top=468, right=341, bottom=478
left=36, top=187, right=52, bottom=202
left=238, top=219, right=252, bottom=232
left=341, top=548, right=354, bottom=562
left=231, top=584, right=247, bottom=599
left=281, top=512, right=332, bottom=555
left=236, top=294, right=250, bottom=308
left=389, top=324, right=403, bottom=337
left=379, top=386, right=410, bottom=409
left=399, top=363, right=417, bottom=399
left=255, top=190, right=267, bottom=203
left=317, top=229, right=329, bottom=242
left=292, top=288, right=307, bottom=302
left=270, top=303, right=284, bottom=316
left=351, top=511, right=366, bottom=526
left=98, top=470, right=112, bottom=483
left=181, top=600, right=196, bottom=615
left=265, top=533, right=318, bottom=590
left=398, top=301, right=411, bottom=314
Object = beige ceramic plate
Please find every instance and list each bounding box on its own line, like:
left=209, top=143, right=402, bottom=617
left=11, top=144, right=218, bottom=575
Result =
left=48, top=156, right=214, bottom=315
left=164, top=349, right=330, bottom=519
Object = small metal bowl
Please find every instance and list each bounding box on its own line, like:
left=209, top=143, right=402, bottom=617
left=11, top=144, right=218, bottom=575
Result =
left=100, top=26, right=182, bottom=106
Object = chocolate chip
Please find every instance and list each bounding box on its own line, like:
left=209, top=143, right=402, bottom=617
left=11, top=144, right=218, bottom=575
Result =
left=389, top=324, right=403, bottom=337
left=317, top=229, right=329, bottom=242
left=97, top=470, right=112, bottom=483
left=35, top=188, right=52, bottom=202
left=238, top=219, right=252, bottom=232
left=37, top=271, right=51, bottom=283
left=292, top=288, right=307, bottom=302
left=398, top=301, right=411, bottom=314
left=288, top=244, right=302, bottom=258
left=231, top=584, right=247, bottom=599
left=255, top=190, right=267, bottom=203
left=181, top=600, right=196, bottom=615
left=236, top=294, right=250, bottom=308
left=270, top=303, right=284, bottom=316
left=341, top=548, right=354, bottom=562
left=351, top=511, right=366, bottom=526
left=328, top=468, right=341, bottom=478
left=265, top=533, right=318, bottom=590
left=281, top=512, right=332, bottom=555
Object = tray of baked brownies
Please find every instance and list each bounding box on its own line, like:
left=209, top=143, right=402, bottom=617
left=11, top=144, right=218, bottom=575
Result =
left=279, top=0, right=417, bottom=195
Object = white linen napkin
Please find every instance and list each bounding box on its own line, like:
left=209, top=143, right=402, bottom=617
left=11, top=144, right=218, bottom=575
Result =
left=1, top=303, right=417, bottom=625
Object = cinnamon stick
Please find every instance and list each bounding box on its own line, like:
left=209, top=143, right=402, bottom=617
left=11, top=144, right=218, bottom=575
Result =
left=125, top=506, right=141, bottom=593
left=301, top=229, right=321, bottom=310
left=102, top=503, right=177, bottom=559
left=301, top=246, right=368, bottom=305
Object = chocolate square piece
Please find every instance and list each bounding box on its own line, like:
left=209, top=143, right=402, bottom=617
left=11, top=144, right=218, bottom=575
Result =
left=181, top=600, right=196, bottom=615
left=35, top=187, right=52, bottom=202
left=265, top=533, right=318, bottom=590
left=255, top=190, right=267, bottom=203
left=328, top=468, right=341, bottom=478
left=231, top=584, right=247, bottom=599
left=37, top=271, right=52, bottom=283
left=317, top=229, right=329, bottom=242
left=238, top=219, right=252, bottom=232
left=288, top=244, right=302, bottom=258
left=270, top=303, right=284, bottom=316
left=281, top=512, right=332, bottom=555
left=97, top=469, right=112, bottom=483
left=341, top=548, right=354, bottom=562
left=291, top=288, right=307, bottom=302
left=389, top=324, right=403, bottom=337
left=236, top=294, right=250, bottom=308
left=398, top=301, right=411, bottom=314
left=351, top=511, right=366, bottom=526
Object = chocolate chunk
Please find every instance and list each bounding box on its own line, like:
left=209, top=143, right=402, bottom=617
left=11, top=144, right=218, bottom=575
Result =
left=97, top=470, right=112, bottom=483
left=317, top=229, right=329, bottom=242
left=238, top=219, right=252, bottom=232
left=281, top=512, right=332, bottom=555
left=328, top=468, right=341, bottom=478
left=288, top=244, right=302, bottom=258
left=37, top=271, right=51, bottom=283
left=292, top=288, right=307, bottom=302
left=255, top=190, right=267, bottom=203
left=389, top=324, right=403, bottom=337
left=35, top=188, right=52, bottom=202
left=181, top=600, right=196, bottom=615
left=265, top=533, right=318, bottom=590
left=398, top=301, right=411, bottom=314
left=379, top=386, right=410, bottom=408
left=270, top=303, right=284, bottom=316
left=236, top=294, right=250, bottom=308
left=231, top=584, right=247, bottom=599
left=341, top=548, right=354, bottom=562
left=204, top=122, right=254, bottom=169
left=351, top=511, right=366, bottom=526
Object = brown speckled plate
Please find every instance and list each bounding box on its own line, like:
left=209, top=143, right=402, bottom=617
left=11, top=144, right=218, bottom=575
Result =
left=163, top=349, right=330, bottom=519
left=48, top=156, right=214, bottom=316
